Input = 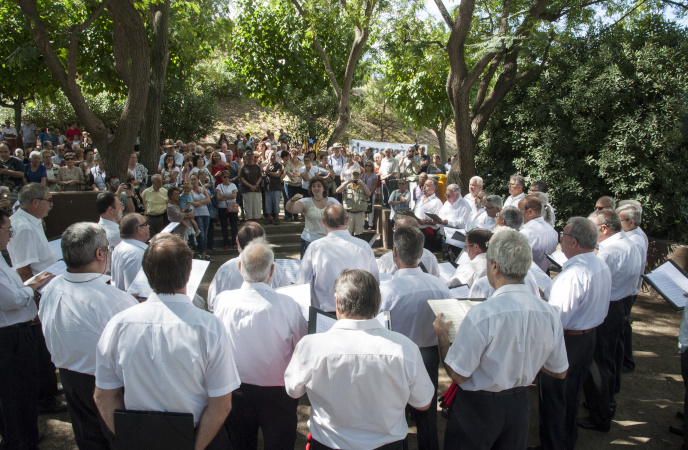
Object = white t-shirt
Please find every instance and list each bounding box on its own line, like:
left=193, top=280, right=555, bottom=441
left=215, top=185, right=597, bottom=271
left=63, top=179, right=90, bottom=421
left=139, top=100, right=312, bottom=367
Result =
left=215, top=183, right=237, bottom=209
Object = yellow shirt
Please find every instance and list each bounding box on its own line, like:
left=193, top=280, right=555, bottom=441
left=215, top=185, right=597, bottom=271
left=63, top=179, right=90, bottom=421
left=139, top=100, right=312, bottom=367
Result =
left=141, top=187, right=168, bottom=215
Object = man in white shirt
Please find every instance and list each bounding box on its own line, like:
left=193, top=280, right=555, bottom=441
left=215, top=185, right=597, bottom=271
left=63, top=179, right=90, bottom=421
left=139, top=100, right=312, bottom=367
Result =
left=448, top=229, right=491, bottom=288
left=580, top=210, right=641, bottom=433
left=466, top=194, right=500, bottom=231
left=436, top=184, right=472, bottom=229
left=0, top=209, right=52, bottom=448
left=327, top=144, right=346, bottom=190
left=379, top=227, right=450, bottom=450
left=434, top=230, right=568, bottom=448
left=111, top=213, right=149, bottom=292
left=414, top=179, right=444, bottom=251
left=377, top=215, right=440, bottom=278
left=207, top=221, right=291, bottom=311
left=295, top=205, right=379, bottom=313
left=285, top=269, right=434, bottom=449
left=504, top=173, right=526, bottom=207
left=40, top=223, right=138, bottom=448
left=538, top=217, right=612, bottom=448
left=518, top=195, right=558, bottom=272
left=464, top=176, right=483, bottom=214
left=379, top=147, right=400, bottom=207
left=96, top=192, right=124, bottom=252
left=94, top=233, right=240, bottom=449
left=214, top=239, right=306, bottom=449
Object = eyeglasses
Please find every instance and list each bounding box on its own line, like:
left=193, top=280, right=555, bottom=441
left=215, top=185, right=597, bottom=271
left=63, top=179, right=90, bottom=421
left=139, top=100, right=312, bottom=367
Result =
left=136, top=221, right=149, bottom=228
left=37, top=198, right=53, bottom=204
left=560, top=232, right=574, bottom=241
left=0, top=226, right=12, bottom=234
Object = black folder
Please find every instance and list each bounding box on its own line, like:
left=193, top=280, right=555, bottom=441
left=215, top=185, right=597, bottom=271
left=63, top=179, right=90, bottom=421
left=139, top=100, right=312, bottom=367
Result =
left=114, top=409, right=194, bottom=450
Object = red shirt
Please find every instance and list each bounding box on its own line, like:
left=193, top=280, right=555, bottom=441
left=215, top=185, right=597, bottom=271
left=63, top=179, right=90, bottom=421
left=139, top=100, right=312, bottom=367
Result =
left=65, top=127, right=81, bottom=143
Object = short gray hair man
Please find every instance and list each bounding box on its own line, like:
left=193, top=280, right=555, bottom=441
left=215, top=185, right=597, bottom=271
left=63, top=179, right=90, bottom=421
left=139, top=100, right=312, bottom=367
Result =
left=616, top=203, right=642, bottom=225
left=588, top=209, right=621, bottom=233
left=565, top=217, right=598, bottom=250
left=487, top=230, right=532, bottom=282
left=62, top=222, right=108, bottom=269
left=18, top=183, right=50, bottom=209
left=485, top=195, right=503, bottom=209
left=446, top=184, right=461, bottom=197
left=393, top=226, right=424, bottom=267
left=469, top=176, right=483, bottom=187
left=335, top=269, right=380, bottom=319
left=499, top=206, right=523, bottom=230
left=239, top=238, right=275, bottom=283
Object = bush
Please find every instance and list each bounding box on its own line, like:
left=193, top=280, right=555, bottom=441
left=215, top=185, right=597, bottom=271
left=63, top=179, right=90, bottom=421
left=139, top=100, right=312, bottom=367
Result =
left=22, top=91, right=124, bottom=131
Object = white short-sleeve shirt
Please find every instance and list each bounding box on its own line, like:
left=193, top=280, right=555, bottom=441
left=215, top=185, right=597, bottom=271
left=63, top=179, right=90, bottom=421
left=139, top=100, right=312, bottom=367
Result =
left=446, top=284, right=568, bottom=392
left=520, top=217, right=558, bottom=272
left=449, top=253, right=487, bottom=288
left=111, top=239, right=148, bottom=292
left=214, top=282, right=307, bottom=386
left=7, top=208, right=59, bottom=275
left=597, top=232, right=643, bottom=300
left=438, top=198, right=472, bottom=229
left=98, top=217, right=121, bottom=251
left=377, top=249, right=440, bottom=278
left=0, top=256, right=37, bottom=326
left=284, top=319, right=434, bottom=449
left=95, top=293, right=240, bottom=426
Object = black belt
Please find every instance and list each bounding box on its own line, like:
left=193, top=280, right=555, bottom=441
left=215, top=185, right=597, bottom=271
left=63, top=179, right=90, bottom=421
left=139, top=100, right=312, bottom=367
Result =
left=464, top=386, right=527, bottom=397
left=564, top=328, right=594, bottom=336
left=146, top=213, right=164, bottom=217
left=0, top=320, right=33, bottom=330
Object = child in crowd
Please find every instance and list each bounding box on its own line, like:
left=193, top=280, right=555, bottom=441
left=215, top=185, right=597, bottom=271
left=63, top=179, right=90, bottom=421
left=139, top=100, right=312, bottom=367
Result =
left=180, top=182, right=201, bottom=237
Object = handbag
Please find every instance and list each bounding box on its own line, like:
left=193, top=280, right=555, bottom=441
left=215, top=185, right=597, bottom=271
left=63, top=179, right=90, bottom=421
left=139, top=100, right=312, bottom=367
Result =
left=227, top=201, right=240, bottom=213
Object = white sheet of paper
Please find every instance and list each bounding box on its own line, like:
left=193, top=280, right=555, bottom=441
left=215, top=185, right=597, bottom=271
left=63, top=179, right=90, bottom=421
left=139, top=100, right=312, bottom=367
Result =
left=315, top=312, right=337, bottom=333
left=444, top=227, right=466, bottom=248
left=127, top=259, right=210, bottom=299
left=275, top=259, right=302, bottom=284
left=549, top=250, right=568, bottom=268
left=25, top=260, right=68, bottom=293
left=375, top=311, right=392, bottom=330
left=448, top=285, right=470, bottom=298
left=276, top=283, right=311, bottom=321
left=160, top=222, right=181, bottom=234
left=48, top=239, right=63, bottom=260
left=438, top=262, right=456, bottom=283
left=428, top=298, right=481, bottom=342
left=645, top=261, right=688, bottom=308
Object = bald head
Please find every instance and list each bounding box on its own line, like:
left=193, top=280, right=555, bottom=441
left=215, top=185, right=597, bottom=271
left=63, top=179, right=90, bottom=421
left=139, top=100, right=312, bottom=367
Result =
left=323, top=205, right=348, bottom=230
left=237, top=221, right=265, bottom=251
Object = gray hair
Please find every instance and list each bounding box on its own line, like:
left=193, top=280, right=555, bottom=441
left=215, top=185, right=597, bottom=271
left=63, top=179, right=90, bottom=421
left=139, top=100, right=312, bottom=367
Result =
left=499, top=206, right=523, bottom=230
left=393, top=226, right=424, bottom=266
left=509, top=174, right=525, bottom=188
left=150, top=174, right=162, bottom=183
left=469, top=176, right=483, bottom=186
left=239, top=238, right=274, bottom=283
left=29, top=151, right=42, bottom=159
left=485, top=194, right=502, bottom=209
left=18, top=183, right=49, bottom=208
left=487, top=230, right=531, bottom=281
left=334, top=269, right=380, bottom=319
left=588, top=210, right=622, bottom=233
left=532, top=192, right=553, bottom=224
left=393, top=215, right=418, bottom=229
left=617, top=202, right=642, bottom=225
left=446, top=184, right=461, bottom=197
left=566, top=217, right=598, bottom=250
left=618, top=199, right=642, bottom=214
left=61, top=222, right=108, bottom=269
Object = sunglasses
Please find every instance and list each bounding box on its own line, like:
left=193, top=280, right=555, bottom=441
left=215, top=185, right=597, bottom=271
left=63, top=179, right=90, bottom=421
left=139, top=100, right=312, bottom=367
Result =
left=136, top=221, right=149, bottom=228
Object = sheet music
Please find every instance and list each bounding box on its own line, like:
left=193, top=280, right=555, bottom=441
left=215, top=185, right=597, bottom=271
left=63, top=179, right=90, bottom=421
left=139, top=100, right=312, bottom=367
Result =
left=275, top=259, right=302, bottom=284
left=444, top=227, right=466, bottom=248
left=428, top=299, right=481, bottom=342
left=549, top=250, right=568, bottom=268
left=531, top=270, right=553, bottom=290
left=368, top=233, right=381, bottom=247
left=48, top=239, right=63, bottom=260
left=160, top=222, right=181, bottom=234
left=25, top=260, right=68, bottom=293
left=646, top=261, right=688, bottom=309
left=315, top=312, right=338, bottom=333
left=127, top=259, right=210, bottom=299
left=276, top=283, right=311, bottom=321
left=438, top=262, right=456, bottom=283
left=448, top=285, right=470, bottom=298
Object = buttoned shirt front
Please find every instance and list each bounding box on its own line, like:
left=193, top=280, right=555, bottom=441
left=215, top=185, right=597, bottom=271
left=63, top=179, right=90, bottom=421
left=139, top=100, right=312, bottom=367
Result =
left=111, top=239, right=148, bottom=291
left=98, top=217, right=121, bottom=251
left=214, top=282, right=307, bottom=386
left=597, top=232, right=642, bottom=300
left=544, top=252, right=612, bottom=330
left=284, top=319, right=434, bottom=449
left=414, top=194, right=443, bottom=230
left=466, top=211, right=496, bottom=232
left=503, top=192, right=525, bottom=208
left=39, top=272, right=137, bottom=375
left=206, top=257, right=291, bottom=312
left=446, top=284, right=568, bottom=392
left=438, top=197, right=472, bottom=229
left=379, top=157, right=399, bottom=179
left=380, top=267, right=451, bottom=348
left=295, top=230, right=379, bottom=312
left=328, top=155, right=346, bottom=175
left=8, top=208, right=58, bottom=275
left=95, top=293, right=240, bottom=427
left=0, top=255, right=37, bottom=326
left=450, top=253, right=487, bottom=288
left=520, top=216, right=558, bottom=272
left=141, top=187, right=169, bottom=215
left=377, top=249, right=440, bottom=278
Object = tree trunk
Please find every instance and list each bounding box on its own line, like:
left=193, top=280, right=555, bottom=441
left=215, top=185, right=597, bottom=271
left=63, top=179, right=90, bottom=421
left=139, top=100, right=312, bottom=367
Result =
left=433, top=124, right=447, bottom=164
left=139, top=1, right=171, bottom=173
left=446, top=68, right=475, bottom=194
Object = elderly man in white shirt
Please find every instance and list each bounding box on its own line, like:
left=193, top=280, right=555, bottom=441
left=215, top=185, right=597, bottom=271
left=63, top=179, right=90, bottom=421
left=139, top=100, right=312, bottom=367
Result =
left=295, top=205, right=379, bottom=313
left=96, top=192, right=124, bottom=252
left=214, top=239, right=306, bottom=450
left=466, top=195, right=500, bottom=231
left=437, top=184, right=472, bottom=229
left=379, top=227, right=450, bottom=450
left=504, top=173, right=526, bottom=208
left=285, top=269, right=434, bottom=450
left=207, top=222, right=291, bottom=311
left=464, top=176, right=484, bottom=214
left=111, top=214, right=150, bottom=292
left=95, top=233, right=240, bottom=450
left=379, top=147, right=400, bottom=207
left=538, top=217, right=612, bottom=449
left=40, top=223, right=138, bottom=449
left=448, top=229, right=492, bottom=288
left=377, top=215, right=440, bottom=278
left=580, top=210, right=641, bottom=433
left=434, top=230, right=568, bottom=449
left=518, top=195, right=558, bottom=272
left=414, top=178, right=444, bottom=251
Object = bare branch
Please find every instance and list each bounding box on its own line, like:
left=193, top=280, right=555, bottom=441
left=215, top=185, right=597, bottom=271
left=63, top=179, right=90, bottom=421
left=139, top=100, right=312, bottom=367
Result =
left=472, top=54, right=501, bottom=113
left=433, top=0, right=455, bottom=29
left=663, top=0, right=688, bottom=11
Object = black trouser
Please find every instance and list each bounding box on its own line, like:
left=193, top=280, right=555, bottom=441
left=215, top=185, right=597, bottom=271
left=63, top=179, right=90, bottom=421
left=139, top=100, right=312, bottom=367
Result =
left=227, top=383, right=297, bottom=450
left=218, top=208, right=238, bottom=247
left=408, top=346, right=439, bottom=450
left=539, top=331, right=595, bottom=450
left=681, top=350, right=688, bottom=450
left=310, top=437, right=407, bottom=450
left=616, top=294, right=637, bottom=392
left=422, top=228, right=441, bottom=252
left=300, top=238, right=312, bottom=260
left=583, top=299, right=625, bottom=427
left=203, top=422, right=231, bottom=450
left=59, top=368, right=114, bottom=449
left=146, top=214, right=165, bottom=237
left=444, top=386, right=529, bottom=450
left=0, top=323, right=40, bottom=449
left=32, top=323, right=58, bottom=406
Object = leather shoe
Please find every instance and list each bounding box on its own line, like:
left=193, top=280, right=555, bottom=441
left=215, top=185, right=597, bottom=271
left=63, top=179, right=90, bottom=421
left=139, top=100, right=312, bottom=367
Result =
left=578, top=417, right=610, bottom=432
left=38, top=400, right=68, bottom=415
left=670, top=425, right=685, bottom=437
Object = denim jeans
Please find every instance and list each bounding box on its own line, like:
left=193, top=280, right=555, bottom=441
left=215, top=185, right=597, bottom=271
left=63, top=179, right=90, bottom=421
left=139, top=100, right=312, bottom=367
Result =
left=265, top=190, right=282, bottom=215
left=195, top=215, right=210, bottom=253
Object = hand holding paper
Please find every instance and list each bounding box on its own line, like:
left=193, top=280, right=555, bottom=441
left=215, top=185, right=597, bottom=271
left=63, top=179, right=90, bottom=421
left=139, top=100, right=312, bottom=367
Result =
left=433, top=313, right=453, bottom=342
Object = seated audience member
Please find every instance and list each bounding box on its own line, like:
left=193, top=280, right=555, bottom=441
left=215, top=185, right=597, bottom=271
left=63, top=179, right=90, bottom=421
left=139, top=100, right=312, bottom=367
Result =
left=111, top=213, right=150, bottom=292
left=214, top=239, right=307, bottom=449
left=94, top=233, right=240, bottom=450
left=0, top=141, right=25, bottom=202
left=285, top=269, right=434, bottom=449
left=40, top=223, right=137, bottom=449
left=377, top=215, right=440, bottom=278
left=448, top=229, right=492, bottom=288
left=504, top=173, right=526, bottom=207
left=207, top=221, right=291, bottom=311
left=379, top=226, right=451, bottom=450
left=56, top=152, right=85, bottom=191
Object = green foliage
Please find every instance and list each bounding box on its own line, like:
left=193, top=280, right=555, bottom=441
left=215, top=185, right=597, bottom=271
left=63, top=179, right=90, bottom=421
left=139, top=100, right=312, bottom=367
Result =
left=477, top=15, right=688, bottom=242
left=160, top=84, right=217, bottom=143
left=22, top=91, right=125, bottom=131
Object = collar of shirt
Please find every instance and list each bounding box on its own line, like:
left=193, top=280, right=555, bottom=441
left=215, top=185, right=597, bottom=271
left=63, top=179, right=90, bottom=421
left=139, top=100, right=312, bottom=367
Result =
left=393, top=267, right=423, bottom=279
left=560, top=251, right=593, bottom=271
left=14, top=208, right=42, bottom=227
left=63, top=271, right=111, bottom=285
left=331, top=318, right=384, bottom=331
left=146, top=293, right=193, bottom=304
left=492, top=283, right=531, bottom=298
left=240, top=281, right=273, bottom=293
left=472, top=253, right=488, bottom=262
left=121, top=239, right=148, bottom=251
left=99, top=217, right=118, bottom=228
left=327, top=229, right=351, bottom=239
left=598, top=231, right=624, bottom=250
